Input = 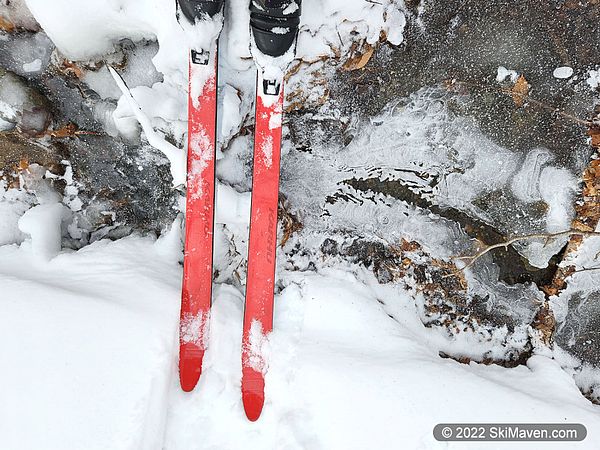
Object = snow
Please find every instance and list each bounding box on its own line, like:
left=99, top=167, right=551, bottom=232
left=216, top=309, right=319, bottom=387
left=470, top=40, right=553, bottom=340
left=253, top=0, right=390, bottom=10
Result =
left=261, top=135, right=274, bottom=168
left=243, top=319, right=269, bottom=373
left=587, top=68, right=600, bottom=89
left=18, top=202, right=71, bottom=260
left=0, top=183, right=30, bottom=245
left=219, top=84, right=243, bottom=143
left=187, top=127, right=214, bottom=199
left=0, top=237, right=176, bottom=450
left=1, top=236, right=599, bottom=449
left=21, top=57, right=41, bottom=72
left=496, top=65, right=518, bottom=83
left=109, top=65, right=186, bottom=186
left=180, top=311, right=210, bottom=347
left=553, top=66, right=574, bottom=79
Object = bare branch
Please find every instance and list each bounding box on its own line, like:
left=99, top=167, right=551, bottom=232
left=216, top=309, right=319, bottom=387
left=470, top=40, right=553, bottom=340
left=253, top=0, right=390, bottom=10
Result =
left=455, top=229, right=600, bottom=271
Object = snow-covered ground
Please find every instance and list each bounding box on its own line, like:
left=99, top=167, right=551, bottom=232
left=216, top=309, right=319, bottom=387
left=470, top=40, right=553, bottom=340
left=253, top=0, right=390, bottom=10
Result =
left=2, top=235, right=600, bottom=450
left=2, top=0, right=600, bottom=448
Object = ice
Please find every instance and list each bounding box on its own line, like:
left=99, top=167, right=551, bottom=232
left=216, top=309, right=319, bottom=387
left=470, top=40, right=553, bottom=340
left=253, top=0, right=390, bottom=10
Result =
left=0, top=71, right=30, bottom=127
left=539, top=166, right=577, bottom=232
left=2, top=0, right=599, bottom=447
left=383, top=3, right=406, bottom=45
left=0, top=31, right=52, bottom=78
left=0, top=0, right=39, bottom=30
left=553, top=66, right=574, bottom=79
left=511, top=148, right=554, bottom=203
left=21, top=58, right=41, bottom=73
left=83, top=41, right=162, bottom=100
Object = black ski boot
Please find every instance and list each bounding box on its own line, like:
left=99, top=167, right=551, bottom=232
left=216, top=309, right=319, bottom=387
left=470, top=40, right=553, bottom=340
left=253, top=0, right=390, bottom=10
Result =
left=176, top=0, right=224, bottom=24
left=249, top=0, right=302, bottom=57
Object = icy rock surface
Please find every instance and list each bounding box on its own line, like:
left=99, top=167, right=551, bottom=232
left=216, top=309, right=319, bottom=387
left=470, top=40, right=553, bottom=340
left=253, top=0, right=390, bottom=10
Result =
left=0, top=31, right=177, bottom=243
left=283, top=0, right=600, bottom=372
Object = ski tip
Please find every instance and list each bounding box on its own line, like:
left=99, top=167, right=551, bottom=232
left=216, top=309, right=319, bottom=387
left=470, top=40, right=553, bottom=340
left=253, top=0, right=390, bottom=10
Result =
left=179, top=343, right=205, bottom=392
left=242, top=389, right=265, bottom=422
left=242, top=368, right=266, bottom=421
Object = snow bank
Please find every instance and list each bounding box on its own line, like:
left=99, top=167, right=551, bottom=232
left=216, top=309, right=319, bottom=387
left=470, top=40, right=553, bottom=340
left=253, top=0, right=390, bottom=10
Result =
left=0, top=236, right=181, bottom=450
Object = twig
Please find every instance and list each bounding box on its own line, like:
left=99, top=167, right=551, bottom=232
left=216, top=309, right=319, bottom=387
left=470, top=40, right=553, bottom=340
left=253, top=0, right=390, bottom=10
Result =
left=455, top=229, right=600, bottom=271
left=446, top=79, right=593, bottom=127
left=572, top=266, right=600, bottom=275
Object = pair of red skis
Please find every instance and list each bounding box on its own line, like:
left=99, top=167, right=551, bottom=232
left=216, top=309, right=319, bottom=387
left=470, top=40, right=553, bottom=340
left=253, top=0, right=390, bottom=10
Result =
left=178, top=3, right=294, bottom=421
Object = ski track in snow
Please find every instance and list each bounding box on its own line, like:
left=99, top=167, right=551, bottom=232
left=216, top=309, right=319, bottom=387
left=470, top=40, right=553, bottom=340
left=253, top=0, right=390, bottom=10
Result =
left=1, top=236, right=600, bottom=449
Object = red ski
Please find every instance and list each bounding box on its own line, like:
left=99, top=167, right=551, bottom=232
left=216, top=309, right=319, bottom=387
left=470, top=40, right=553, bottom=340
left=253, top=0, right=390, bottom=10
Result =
left=179, top=41, right=218, bottom=392
left=241, top=0, right=301, bottom=421
left=241, top=70, right=285, bottom=421
left=177, top=0, right=224, bottom=393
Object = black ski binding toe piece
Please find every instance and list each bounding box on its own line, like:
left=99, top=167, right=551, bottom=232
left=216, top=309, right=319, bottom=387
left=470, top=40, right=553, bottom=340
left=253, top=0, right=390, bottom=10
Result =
left=191, top=49, right=210, bottom=65
left=177, top=0, right=224, bottom=24
left=250, top=0, right=302, bottom=57
left=262, top=78, right=281, bottom=96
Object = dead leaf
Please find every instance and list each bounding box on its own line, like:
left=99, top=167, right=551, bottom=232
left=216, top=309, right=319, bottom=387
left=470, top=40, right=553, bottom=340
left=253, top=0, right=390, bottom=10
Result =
left=342, top=43, right=375, bottom=71
left=48, top=123, right=79, bottom=138
left=400, top=238, right=421, bottom=252
left=0, top=16, right=15, bottom=32
left=511, top=75, right=529, bottom=107
left=57, top=59, right=84, bottom=79
left=588, top=127, right=600, bottom=147
left=278, top=199, right=303, bottom=247
left=531, top=302, right=557, bottom=345
left=17, top=158, right=29, bottom=171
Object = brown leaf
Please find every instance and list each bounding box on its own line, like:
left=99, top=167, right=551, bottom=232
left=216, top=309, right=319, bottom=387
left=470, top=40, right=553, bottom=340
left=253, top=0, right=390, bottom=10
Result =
left=531, top=302, right=556, bottom=345
left=57, top=59, right=84, bottom=79
left=18, top=158, right=29, bottom=171
left=0, top=16, right=15, bottom=32
left=511, top=75, right=529, bottom=107
left=49, top=122, right=79, bottom=138
left=588, top=127, right=600, bottom=147
left=342, top=43, right=375, bottom=71
left=278, top=199, right=303, bottom=247
left=400, top=238, right=421, bottom=252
